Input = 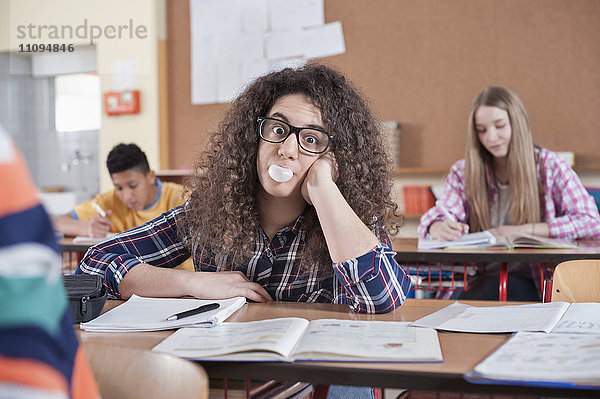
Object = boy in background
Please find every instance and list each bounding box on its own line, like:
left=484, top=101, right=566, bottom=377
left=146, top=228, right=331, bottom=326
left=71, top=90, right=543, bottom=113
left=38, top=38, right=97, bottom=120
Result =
left=54, top=143, right=186, bottom=238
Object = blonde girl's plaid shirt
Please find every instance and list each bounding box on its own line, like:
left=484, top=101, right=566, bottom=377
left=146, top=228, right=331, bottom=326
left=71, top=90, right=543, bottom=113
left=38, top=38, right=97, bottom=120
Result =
left=418, top=147, right=600, bottom=239
left=77, top=204, right=411, bottom=314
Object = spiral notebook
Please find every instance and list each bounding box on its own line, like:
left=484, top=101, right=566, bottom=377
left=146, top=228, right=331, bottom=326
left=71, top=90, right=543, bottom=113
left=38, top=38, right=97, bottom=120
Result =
left=80, top=295, right=246, bottom=332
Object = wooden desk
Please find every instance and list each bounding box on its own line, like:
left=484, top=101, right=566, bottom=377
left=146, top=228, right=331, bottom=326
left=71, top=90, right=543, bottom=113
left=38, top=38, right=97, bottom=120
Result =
left=392, top=238, right=600, bottom=264
left=59, top=237, right=96, bottom=274
left=59, top=237, right=97, bottom=252
left=391, top=238, right=600, bottom=300
left=77, top=299, right=598, bottom=397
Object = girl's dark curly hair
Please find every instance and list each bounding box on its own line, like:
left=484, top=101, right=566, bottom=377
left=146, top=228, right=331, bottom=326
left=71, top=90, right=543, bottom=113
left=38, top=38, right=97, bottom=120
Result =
left=180, top=62, right=401, bottom=272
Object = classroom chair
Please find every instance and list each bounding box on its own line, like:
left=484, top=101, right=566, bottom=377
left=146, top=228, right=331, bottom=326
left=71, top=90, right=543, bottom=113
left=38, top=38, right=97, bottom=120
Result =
left=550, top=260, right=600, bottom=302
left=84, top=342, right=209, bottom=399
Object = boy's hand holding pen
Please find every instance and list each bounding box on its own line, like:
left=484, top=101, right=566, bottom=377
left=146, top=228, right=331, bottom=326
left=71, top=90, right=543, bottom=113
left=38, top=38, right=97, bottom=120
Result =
left=88, top=202, right=114, bottom=238
left=429, top=201, right=469, bottom=241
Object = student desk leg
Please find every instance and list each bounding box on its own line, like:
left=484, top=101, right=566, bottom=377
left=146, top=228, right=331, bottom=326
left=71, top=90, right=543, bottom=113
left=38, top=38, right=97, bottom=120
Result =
left=61, top=250, right=86, bottom=275
left=500, top=262, right=551, bottom=302
left=499, top=262, right=508, bottom=301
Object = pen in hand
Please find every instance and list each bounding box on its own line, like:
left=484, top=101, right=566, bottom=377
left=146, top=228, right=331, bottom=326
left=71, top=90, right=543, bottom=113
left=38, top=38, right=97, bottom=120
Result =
left=436, top=201, right=469, bottom=235
left=165, top=303, right=220, bottom=321
left=92, top=202, right=107, bottom=217
left=436, top=201, right=456, bottom=222
left=91, top=202, right=117, bottom=234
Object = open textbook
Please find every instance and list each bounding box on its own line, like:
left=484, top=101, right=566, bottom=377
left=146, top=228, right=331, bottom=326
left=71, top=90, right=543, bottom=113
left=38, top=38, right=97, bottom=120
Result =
left=418, top=231, right=576, bottom=250
left=152, top=318, right=443, bottom=363
left=411, top=301, right=600, bottom=333
left=464, top=332, right=600, bottom=389
left=80, top=295, right=246, bottom=332
left=484, top=233, right=577, bottom=249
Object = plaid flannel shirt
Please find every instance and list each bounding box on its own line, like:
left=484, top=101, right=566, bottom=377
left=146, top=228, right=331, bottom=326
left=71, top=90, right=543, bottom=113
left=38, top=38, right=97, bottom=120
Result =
left=418, top=147, right=600, bottom=239
left=77, top=204, right=411, bottom=314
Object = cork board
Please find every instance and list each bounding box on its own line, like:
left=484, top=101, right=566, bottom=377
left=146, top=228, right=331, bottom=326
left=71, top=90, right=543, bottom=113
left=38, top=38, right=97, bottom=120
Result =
left=167, top=0, right=600, bottom=169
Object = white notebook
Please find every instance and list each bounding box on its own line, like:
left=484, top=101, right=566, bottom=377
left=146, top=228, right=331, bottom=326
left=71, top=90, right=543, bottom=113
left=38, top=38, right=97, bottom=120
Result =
left=417, top=231, right=496, bottom=249
left=411, top=301, right=600, bottom=334
left=81, top=295, right=246, bottom=332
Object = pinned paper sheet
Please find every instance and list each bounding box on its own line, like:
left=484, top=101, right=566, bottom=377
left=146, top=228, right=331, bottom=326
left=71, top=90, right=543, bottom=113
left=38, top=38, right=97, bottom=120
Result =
left=303, top=22, right=346, bottom=59
left=216, top=61, right=242, bottom=103
left=189, top=0, right=345, bottom=105
left=269, top=0, right=324, bottom=30
left=191, top=63, right=217, bottom=105
left=241, top=0, right=268, bottom=33
left=265, top=30, right=307, bottom=60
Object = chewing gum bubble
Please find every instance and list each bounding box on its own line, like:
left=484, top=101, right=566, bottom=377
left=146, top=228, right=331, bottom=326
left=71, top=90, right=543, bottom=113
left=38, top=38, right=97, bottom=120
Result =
left=268, top=164, right=293, bottom=183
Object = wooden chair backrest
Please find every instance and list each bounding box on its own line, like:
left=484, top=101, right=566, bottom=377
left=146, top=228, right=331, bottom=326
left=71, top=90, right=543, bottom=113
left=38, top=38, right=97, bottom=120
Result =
left=85, top=342, right=209, bottom=399
left=551, top=260, right=600, bottom=302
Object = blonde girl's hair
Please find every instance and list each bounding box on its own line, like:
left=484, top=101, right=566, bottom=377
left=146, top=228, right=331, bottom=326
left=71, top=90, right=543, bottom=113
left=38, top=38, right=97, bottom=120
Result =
left=464, top=86, right=541, bottom=232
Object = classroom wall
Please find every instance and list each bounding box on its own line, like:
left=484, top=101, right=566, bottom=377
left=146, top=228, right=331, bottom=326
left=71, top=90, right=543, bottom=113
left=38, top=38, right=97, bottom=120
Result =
left=325, top=0, right=600, bottom=168
left=2, top=0, right=163, bottom=192
left=167, top=0, right=600, bottom=170
left=164, top=0, right=600, bottom=238
left=2, top=0, right=598, bottom=226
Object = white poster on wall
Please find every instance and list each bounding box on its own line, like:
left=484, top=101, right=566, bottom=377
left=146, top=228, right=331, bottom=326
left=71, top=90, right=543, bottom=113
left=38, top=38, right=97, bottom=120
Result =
left=189, top=0, right=345, bottom=105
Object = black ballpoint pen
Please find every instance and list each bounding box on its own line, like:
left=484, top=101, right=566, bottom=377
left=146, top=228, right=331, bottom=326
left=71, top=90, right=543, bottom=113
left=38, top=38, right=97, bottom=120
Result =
left=165, top=303, right=220, bottom=321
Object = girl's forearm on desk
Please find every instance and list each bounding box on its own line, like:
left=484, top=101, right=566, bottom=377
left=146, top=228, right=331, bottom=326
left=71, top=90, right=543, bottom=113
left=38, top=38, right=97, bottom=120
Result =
left=118, top=264, right=197, bottom=299
left=118, top=263, right=272, bottom=302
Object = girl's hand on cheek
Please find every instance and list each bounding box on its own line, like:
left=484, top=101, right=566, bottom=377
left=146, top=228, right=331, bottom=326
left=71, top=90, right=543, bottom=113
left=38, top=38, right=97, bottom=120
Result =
left=301, top=153, right=338, bottom=205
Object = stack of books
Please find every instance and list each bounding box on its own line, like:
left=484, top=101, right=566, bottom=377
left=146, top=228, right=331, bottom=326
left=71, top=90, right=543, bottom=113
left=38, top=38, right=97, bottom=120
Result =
left=403, top=186, right=435, bottom=215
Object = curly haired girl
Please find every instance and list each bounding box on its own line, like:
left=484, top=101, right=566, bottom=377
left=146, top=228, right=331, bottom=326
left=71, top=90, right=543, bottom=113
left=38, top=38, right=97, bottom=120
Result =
left=78, top=63, right=410, bottom=314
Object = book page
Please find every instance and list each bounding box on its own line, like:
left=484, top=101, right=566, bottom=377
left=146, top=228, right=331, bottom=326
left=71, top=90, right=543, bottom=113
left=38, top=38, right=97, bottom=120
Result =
left=152, top=318, right=309, bottom=361
left=81, top=295, right=246, bottom=332
left=508, top=233, right=577, bottom=249
left=475, top=236, right=510, bottom=250
left=409, top=301, right=470, bottom=328
left=291, top=320, right=443, bottom=362
left=551, top=303, right=600, bottom=334
left=411, top=301, right=570, bottom=333
left=470, top=332, right=600, bottom=385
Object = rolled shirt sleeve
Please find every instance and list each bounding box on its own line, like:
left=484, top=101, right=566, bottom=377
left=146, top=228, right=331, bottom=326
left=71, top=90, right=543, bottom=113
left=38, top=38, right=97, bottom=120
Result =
left=332, top=240, right=411, bottom=314
left=540, top=150, right=600, bottom=239
left=418, top=160, right=470, bottom=239
left=76, top=205, right=191, bottom=298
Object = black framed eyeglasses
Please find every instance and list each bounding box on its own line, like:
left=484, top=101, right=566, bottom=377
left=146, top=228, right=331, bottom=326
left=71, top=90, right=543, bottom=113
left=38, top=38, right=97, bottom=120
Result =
left=257, top=116, right=332, bottom=154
